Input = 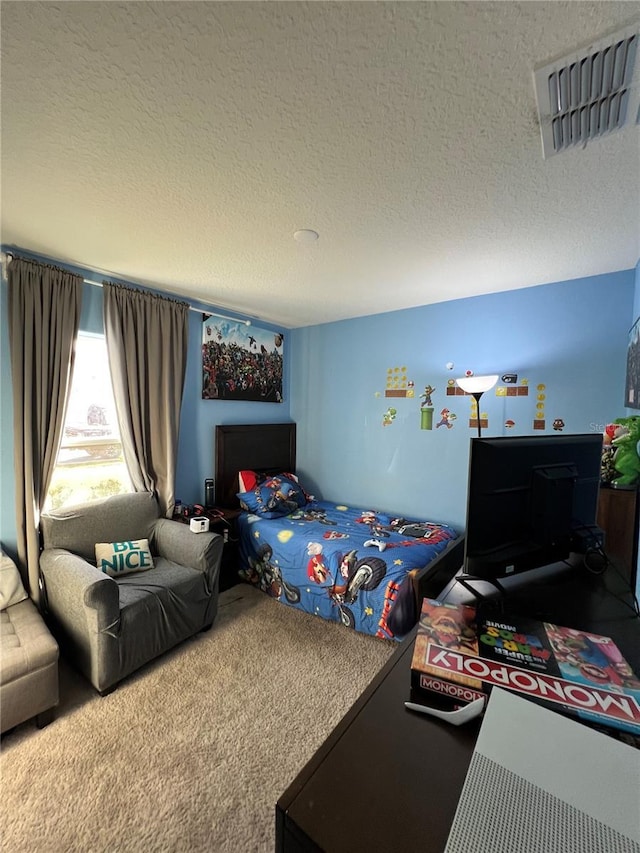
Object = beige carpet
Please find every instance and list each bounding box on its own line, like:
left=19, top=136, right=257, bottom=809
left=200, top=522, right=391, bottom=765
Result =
left=0, top=585, right=395, bottom=853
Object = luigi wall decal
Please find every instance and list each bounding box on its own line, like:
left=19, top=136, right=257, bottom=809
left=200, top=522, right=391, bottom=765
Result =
left=420, top=384, right=436, bottom=430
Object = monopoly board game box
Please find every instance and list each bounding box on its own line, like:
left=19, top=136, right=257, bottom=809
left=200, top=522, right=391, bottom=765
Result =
left=410, top=598, right=640, bottom=739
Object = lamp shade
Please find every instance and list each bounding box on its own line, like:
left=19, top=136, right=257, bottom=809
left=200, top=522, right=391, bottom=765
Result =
left=456, top=374, right=499, bottom=394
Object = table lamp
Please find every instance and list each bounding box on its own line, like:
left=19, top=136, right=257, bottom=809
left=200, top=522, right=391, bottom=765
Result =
left=456, top=374, right=499, bottom=436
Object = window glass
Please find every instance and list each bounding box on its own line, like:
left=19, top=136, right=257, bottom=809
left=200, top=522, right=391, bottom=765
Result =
left=45, top=334, right=133, bottom=511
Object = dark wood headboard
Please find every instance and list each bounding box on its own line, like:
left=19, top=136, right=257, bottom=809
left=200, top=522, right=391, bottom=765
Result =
left=215, top=423, right=297, bottom=508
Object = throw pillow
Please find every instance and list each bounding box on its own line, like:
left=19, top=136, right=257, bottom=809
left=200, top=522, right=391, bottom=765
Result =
left=239, top=470, right=313, bottom=502
left=95, top=539, right=155, bottom=577
left=238, top=470, right=259, bottom=492
left=0, top=552, right=28, bottom=610
left=237, top=473, right=309, bottom=518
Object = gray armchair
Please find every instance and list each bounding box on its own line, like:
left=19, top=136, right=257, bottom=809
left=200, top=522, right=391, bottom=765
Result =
left=40, top=492, right=223, bottom=693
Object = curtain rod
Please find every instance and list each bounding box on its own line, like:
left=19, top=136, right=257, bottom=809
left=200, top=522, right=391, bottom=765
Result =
left=1, top=251, right=252, bottom=326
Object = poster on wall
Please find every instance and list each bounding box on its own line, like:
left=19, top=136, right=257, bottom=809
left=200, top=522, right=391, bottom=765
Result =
left=625, top=316, right=640, bottom=409
left=201, top=315, right=284, bottom=402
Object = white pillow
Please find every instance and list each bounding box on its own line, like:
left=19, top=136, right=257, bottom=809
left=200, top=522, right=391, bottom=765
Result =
left=0, top=552, right=28, bottom=610
left=95, top=539, right=154, bottom=577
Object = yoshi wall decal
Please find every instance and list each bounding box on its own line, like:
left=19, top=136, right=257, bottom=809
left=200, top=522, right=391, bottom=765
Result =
left=382, top=407, right=397, bottom=427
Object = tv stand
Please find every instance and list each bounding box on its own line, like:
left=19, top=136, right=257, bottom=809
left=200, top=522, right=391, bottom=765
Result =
left=455, top=574, right=507, bottom=602
left=445, top=552, right=589, bottom=610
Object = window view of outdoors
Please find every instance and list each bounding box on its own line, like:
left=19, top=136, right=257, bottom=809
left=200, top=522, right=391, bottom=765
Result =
left=45, top=334, right=133, bottom=511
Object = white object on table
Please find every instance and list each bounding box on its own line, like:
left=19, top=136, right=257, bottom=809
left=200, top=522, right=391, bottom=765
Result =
left=445, top=687, right=640, bottom=853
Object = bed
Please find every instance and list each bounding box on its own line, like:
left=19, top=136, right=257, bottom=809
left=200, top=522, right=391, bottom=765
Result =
left=215, top=423, right=464, bottom=640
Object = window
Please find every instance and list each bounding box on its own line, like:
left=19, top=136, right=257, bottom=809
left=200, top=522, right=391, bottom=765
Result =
left=45, top=334, right=133, bottom=511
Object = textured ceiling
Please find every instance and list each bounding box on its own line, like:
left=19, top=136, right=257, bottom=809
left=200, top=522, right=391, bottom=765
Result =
left=2, top=1, right=639, bottom=328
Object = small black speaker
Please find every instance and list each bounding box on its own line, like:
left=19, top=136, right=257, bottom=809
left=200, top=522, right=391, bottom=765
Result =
left=204, top=479, right=215, bottom=508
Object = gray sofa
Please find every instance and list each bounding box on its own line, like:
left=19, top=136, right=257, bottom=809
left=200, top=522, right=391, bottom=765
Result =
left=1, top=552, right=59, bottom=733
left=40, top=492, right=223, bottom=694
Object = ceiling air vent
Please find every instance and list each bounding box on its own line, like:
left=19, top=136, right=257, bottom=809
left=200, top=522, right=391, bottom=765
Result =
left=533, top=23, right=640, bottom=158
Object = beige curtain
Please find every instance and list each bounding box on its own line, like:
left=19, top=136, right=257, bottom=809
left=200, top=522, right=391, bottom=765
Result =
left=102, top=283, right=188, bottom=517
left=8, top=257, right=83, bottom=602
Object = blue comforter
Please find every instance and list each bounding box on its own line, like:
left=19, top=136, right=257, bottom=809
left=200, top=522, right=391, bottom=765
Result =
left=237, top=500, right=457, bottom=640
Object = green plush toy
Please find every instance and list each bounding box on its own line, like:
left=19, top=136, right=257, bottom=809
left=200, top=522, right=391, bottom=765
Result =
left=612, top=415, right=640, bottom=487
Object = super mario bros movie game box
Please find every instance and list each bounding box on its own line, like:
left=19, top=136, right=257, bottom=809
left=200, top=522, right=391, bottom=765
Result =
left=410, top=598, right=640, bottom=740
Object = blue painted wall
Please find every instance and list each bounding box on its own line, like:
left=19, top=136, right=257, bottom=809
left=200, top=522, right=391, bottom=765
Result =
left=291, top=270, right=635, bottom=534
left=0, top=248, right=291, bottom=555
left=1, top=247, right=635, bottom=557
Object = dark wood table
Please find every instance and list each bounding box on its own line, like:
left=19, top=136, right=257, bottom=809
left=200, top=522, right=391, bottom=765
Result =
left=276, top=557, right=640, bottom=853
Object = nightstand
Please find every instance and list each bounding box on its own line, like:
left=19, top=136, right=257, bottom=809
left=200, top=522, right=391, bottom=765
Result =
left=174, top=507, right=242, bottom=592
left=203, top=507, right=242, bottom=591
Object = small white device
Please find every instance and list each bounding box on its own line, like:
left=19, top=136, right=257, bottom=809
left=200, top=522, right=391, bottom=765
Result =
left=189, top=516, right=210, bottom=533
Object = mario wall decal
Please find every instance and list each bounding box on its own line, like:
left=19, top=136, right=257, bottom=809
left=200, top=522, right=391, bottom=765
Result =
left=436, top=408, right=457, bottom=429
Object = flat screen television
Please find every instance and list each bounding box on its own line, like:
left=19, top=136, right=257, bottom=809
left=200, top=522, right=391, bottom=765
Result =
left=463, top=433, right=603, bottom=580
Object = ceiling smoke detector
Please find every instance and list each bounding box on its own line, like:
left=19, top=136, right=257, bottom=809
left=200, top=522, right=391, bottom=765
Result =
left=533, top=23, right=640, bottom=158
left=293, top=229, right=319, bottom=244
